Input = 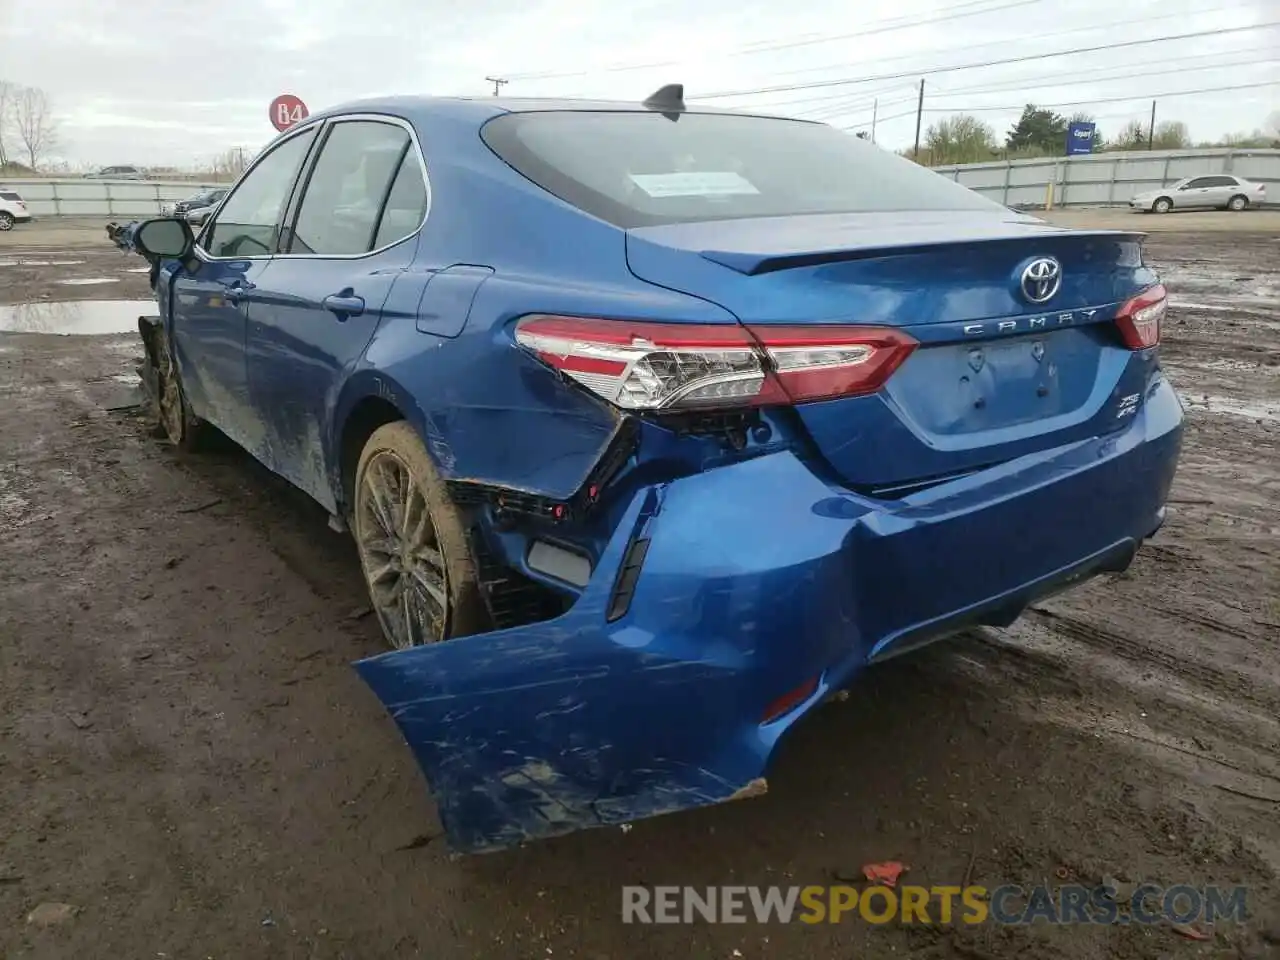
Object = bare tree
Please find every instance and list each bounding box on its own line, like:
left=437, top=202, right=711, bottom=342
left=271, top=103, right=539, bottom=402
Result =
left=210, top=146, right=250, bottom=182
left=925, top=114, right=997, bottom=164
left=11, top=85, right=59, bottom=171
left=0, top=80, right=13, bottom=167
left=1264, top=110, right=1280, bottom=144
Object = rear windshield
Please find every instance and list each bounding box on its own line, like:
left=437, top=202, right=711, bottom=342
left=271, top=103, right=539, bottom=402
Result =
left=481, top=110, right=1002, bottom=228
left=0, top=192, right=21, bottom=201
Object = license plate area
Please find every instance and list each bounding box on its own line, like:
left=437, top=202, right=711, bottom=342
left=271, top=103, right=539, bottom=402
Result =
left=887, top=329, right=1107, bottom=438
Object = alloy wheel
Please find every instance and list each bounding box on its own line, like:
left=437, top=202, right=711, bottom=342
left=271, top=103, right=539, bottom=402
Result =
left=356, top=451, right=450, bottom=649
left=0, top=212, right=14, bottom=231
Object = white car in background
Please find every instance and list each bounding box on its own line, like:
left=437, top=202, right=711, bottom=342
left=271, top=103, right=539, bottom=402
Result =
left=84, top=165, right=147, bottom=180
left=0, top=189, right=33, bottom=230
left=1130, top=175, right=1266, bottom=214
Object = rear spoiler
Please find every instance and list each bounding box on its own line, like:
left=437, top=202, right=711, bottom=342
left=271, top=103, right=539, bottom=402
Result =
left=696, top=224, right=1146, bottom=276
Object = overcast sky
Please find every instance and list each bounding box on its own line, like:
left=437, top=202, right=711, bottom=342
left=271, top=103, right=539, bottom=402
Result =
left=0, top=0, right=1276, bottom=168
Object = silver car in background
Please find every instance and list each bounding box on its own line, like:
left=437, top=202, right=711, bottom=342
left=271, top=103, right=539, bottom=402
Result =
left=1131, top=175, right=1266, bottom=214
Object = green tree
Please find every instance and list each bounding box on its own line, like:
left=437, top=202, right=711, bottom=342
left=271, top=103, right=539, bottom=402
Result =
left=1006, top=104, right=1067, bottom=154
left=925, top=114, right=996, bottom=164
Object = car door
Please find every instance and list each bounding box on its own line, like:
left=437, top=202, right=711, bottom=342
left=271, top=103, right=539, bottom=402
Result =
left=1204, top=175, right=1237, bottom=207
left=170, top=126, right=318, bottom=456
left=1177, top=176, right=1217, bottom=209
left=244, top=116, right=428, bottom=510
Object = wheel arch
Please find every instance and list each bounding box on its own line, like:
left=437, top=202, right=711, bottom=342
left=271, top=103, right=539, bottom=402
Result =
left=332, top=370, right=449, bottom=518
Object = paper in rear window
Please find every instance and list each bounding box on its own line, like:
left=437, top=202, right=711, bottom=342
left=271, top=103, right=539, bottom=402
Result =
left=481, top=110, right=1001, bottom=229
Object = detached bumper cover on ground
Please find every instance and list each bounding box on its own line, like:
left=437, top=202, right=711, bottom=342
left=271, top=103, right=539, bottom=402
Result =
left=355, top=375, right=1183, bottom=854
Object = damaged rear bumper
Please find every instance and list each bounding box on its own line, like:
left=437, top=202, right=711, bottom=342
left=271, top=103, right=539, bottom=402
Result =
left=355, top=376, right=1183, bottom=853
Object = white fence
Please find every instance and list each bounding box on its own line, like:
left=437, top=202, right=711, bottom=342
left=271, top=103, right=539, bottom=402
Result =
left=6, top=149, right=1280, bottom=217
left=931, top=148, right=1280, bottom=209
left=0, top=178, right=224, bottom=218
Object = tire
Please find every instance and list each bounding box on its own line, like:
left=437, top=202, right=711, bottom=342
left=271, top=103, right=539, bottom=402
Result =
left=1152, top=197, right=1172, bottom=214
left=0, top=212, right=14, bottom=231
left=152, top=325, right=203, bottom=451
left=353, top=421, right=490, bottom=650
left=1227, top=194, right=1248, bottom=212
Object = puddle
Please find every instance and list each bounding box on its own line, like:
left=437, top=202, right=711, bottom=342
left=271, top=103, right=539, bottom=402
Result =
left=1180, top=394, right=1280, bottom=424
left=55, top=278, right=121, bottom=286
left=0, top=300, right=155, bottom=335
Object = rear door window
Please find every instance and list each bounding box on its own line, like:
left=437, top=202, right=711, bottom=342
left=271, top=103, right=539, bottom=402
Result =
left=1, top=192, right=21, bottom=201
left=481, top=110, right=1002, bottom=228
left=287, top=120, right=411, bottom=256
left=371, top=149, right=428, bottom=250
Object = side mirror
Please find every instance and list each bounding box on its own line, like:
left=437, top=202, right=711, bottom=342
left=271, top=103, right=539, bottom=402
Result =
left=134, top=217, right=194, bottom=258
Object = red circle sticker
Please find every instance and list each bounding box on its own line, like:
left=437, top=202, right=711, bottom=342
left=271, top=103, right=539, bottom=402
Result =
left=269, top=94, right=309, bottom=133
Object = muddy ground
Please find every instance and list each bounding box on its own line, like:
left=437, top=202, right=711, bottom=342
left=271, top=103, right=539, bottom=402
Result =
left=1, top=215, right=1278, bottom=960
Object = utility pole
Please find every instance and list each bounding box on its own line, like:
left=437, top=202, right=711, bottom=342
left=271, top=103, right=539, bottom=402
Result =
left=485, top=76, right=508, bottom=97
left=912, top=79, right=925, bottom=160
left=1147, top=100, right=1156, bottom=150
left=871, top=98, right=878, bottom=144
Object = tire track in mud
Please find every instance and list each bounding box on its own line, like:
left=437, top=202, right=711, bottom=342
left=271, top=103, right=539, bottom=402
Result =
left=1023, top=606, right=1280, bottom=711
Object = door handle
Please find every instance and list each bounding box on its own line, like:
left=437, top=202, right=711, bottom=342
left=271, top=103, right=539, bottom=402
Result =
left=323, top=291, right=365, bottom=320
left=225, top=280, right=256, bottom=302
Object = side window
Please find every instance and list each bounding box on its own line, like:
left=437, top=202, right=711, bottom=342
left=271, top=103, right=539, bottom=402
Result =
left=372, top=149, right=428, bottom=250
left=206, top=128, right=316, bottom=258
left=1184, top=177, right=1213, bottom=189
left=1208, top=176, right=1236, bottom=187
left=288, top=121, right=410, bottom=256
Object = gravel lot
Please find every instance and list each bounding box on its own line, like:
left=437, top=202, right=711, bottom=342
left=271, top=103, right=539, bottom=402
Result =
left=1, top=214, right=1278, bottom=960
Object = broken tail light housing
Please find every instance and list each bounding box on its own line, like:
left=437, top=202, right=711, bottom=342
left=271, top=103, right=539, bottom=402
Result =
left=1115, top=284, right=1166, bottom=350
left=513, top=315, right=917, bottom=411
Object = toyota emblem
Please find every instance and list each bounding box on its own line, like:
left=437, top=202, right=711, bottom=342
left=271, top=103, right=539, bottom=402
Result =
left=1020, top=257, right=1062, bottom=304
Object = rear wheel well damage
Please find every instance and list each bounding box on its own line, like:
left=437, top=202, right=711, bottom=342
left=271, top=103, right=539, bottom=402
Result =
left=339, top=397, right=406, bottom=518
left=338, top=396, right=570, bottom=632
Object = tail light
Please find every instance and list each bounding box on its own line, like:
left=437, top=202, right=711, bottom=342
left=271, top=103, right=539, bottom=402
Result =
left=513, top=315, right=917, bottom=411
left=1114, top=284, right=1166, bottom=350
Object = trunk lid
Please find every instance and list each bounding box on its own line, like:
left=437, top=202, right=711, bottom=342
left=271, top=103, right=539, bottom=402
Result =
left=625, top=211, right=1158, bottom=492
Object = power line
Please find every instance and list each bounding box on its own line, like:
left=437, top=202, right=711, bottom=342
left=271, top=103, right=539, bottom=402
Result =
left=736, top=0, right=1257, bottom=87
left=923, top=53, right=1280, bottom=100
left=839, top=79, right=1280, bottom=132
left=912, top=80, right=1279, bottom=113
left=691, top=22, right=1280, bottom=100
left=807, top=52, right=1279, bottom=123
left=501, top=0, right=1042, bottom=82
left=837, top=79, right=1279, bottom=131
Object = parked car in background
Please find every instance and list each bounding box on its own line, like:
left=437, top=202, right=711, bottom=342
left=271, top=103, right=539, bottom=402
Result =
left=1130, top=175, right=1266, bottom=213
left=170, top=188, right=228, bottom=225
left=0, top=189, right=32, bottom=230
left=84, top=165, right=146, bottom=180
left=117, top=87, right=1182, bottom=855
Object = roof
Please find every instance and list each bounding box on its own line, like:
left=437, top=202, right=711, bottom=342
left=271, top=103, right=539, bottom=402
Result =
left=303, top=93, right=781, bottom=127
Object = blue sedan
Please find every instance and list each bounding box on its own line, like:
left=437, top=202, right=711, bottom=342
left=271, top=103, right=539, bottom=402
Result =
left=122, top=84, right=1182, bottom=853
